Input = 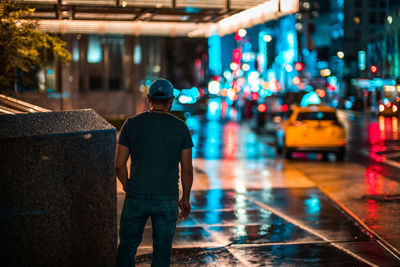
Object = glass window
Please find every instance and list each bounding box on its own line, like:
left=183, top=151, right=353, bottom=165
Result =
left=379, top=12, right=386, bottom=24
left=296, top=112, right=338, bottom=121
left=369, top=13, right=376, bottom=24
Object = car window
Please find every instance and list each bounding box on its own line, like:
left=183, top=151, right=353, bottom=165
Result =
left=296, top=111, right=338, bottom=121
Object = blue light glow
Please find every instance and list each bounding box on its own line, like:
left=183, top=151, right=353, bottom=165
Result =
left=327, top=76, right=337, bottom=86
left=208, top=35, right=222, bottom=75
left=287, top=32, right=295, bottom=46
left=47, top=69, right=53, bottom=75
left=87, top=35, right=102, bottom=63
left=207, top=98, right=221, bottom=121
left=134, top=44, right=142, bottom=65
left=344, top=100, right=352, bottom=109
left=300, top=91, right=321, bottom=107
left=72, top=40, right=79, bottom=62
left=283, top=50, right=295, bottom=63
left=304, top=195, right=320, bottom=215
left=258, top=31, right=267, bottom=72
left=204, top=121, right=221, bottom=159
left=173, top=89, right=181, bottom=97
left=358, top=51, right=366, bottom=71
left=185, top=7, right=202, bottom=13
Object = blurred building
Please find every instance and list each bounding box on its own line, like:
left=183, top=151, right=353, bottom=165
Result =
left=15, top=0, right=299, bottom=117
left=329, top=0, right=400, bottom=99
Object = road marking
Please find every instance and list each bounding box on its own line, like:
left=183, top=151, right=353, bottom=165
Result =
left=245, top=195, right=378, bottom=267
left=365, top=146, right=400, bottom=169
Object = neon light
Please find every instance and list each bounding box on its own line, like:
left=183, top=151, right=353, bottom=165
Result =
left=209, top=32, right=222, bottom=75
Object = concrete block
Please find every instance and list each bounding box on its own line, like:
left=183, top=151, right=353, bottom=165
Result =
left=0, top=109, right=117, bottom=267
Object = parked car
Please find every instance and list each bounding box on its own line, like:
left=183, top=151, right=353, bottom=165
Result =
left=378, top=99, right=399, bottom=116
left=276, top=105, right=346, bottom=160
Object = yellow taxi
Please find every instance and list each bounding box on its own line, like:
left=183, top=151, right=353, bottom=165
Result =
left=276, top=105, right=346, bottom=160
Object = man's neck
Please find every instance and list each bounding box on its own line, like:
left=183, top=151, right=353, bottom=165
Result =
left=150, top=106, right=168, bottom=113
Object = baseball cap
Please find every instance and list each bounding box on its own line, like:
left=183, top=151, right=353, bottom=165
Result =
left=149, top=78, right=174, bottom=99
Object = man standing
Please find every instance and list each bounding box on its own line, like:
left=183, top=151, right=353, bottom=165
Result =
left=115, top=79, right=194, bottom=267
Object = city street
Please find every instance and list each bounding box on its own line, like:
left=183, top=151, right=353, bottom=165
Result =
left=116, top=110, right=400, bottom=266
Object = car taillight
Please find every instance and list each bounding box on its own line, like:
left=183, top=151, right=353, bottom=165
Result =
left=393, top=105, right=398, bottom=112
left=379, top=104, right=385, bottom=112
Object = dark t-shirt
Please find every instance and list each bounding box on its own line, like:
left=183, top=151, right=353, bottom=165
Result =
left=118, top=112, right=193, bottom=195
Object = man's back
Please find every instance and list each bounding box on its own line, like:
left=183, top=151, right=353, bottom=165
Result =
left=118, top=111, right=193, bottom=195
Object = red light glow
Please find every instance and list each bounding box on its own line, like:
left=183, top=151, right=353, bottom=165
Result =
left=370, top=65, right=377, bottom=73
left=294, top=62, right=303, bottom=71
left=281, top=104, right=289, bottom=112
left=257, top=104, right=267, bottom=112
left=234, top=33, right=242, bottom=42
left=250, top=92, right=259, bottom=101
left=232, top=48, right=242, bottom=63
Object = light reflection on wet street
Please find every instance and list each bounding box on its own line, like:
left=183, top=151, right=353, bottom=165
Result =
left=117, top=114, right=400, bottom=266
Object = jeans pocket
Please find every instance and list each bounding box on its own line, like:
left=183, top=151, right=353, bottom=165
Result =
left=157, top=199, right=179, bottom=222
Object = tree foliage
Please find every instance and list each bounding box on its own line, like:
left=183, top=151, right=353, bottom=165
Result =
left=0, top=0, right=71, bottom=91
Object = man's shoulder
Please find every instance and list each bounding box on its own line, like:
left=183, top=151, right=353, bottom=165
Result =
left=165, top=113, right=190, bottom=128
left=127, top=112, right=149, bottom=122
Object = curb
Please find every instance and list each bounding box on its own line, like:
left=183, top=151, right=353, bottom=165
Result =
left=315, top=184, right=400, bottom=261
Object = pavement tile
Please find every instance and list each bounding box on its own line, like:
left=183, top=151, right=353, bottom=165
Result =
left=208, top=223, right=322, bottom=245
left=227, top=243, right=370, bottom=266
left=137, top=247, right=239, bottom=266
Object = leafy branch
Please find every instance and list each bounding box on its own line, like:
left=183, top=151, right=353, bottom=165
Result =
left=0, top=0, right=71, bottom=91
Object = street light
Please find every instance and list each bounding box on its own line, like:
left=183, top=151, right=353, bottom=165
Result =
left=337, top=51, right=344, bottom=59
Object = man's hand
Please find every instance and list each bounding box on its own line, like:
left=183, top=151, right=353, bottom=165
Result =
left=179, top=198, right=191, bottom=219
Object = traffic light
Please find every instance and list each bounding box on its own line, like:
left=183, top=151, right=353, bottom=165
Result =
left=370, top=65, right=377, bottom=73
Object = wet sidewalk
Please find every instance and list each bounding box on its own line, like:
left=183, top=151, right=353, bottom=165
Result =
left=116, top=119, right=400, bottom=266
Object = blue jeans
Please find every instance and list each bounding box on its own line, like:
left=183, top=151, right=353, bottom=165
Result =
left=117, top=193, right=179, bottom=267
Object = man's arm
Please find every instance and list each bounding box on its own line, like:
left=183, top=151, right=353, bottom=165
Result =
left=179, top=147, right=193, bottom=218
left=114, top=144, right=130, bottom=191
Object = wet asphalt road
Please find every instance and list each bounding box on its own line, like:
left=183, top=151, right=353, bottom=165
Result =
left=117, top=111, right=400, bottom=266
